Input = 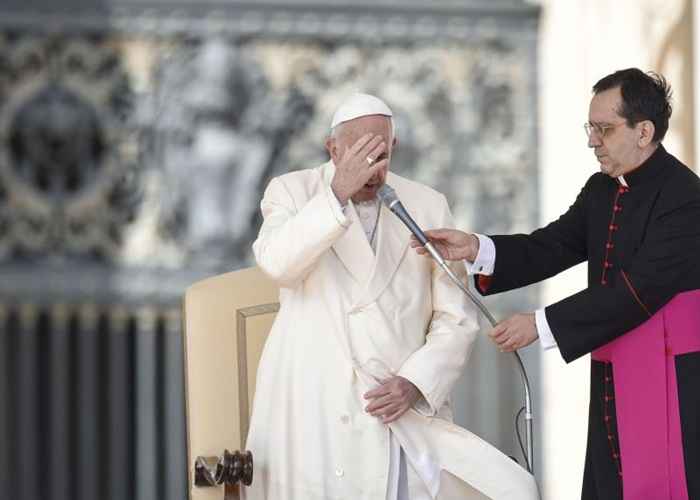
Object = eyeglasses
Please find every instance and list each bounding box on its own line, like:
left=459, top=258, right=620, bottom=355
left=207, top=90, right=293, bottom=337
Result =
left=584, top=121, right=626, bottom=138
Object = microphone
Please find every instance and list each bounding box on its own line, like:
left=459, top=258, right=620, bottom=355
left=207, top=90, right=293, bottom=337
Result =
left=377, top=184, right=447, bottom=268
left=377, top=183, right=537, bottom=479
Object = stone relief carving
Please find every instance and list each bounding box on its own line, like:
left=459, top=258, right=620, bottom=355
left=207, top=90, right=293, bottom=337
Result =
left=283, top=41, right=535, bottom=235
left=0, top=3, right=538, bottom=297
left=135, top=37, right=533, bottom=271
left=0, top=36, right=141, bottom=261
left=0, top=34, right=535, bottom=273
left=143, top=38, right=313, bottom=268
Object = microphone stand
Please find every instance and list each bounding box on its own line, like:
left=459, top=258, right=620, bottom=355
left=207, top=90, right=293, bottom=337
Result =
left=422, top=242, right=535, bottom=476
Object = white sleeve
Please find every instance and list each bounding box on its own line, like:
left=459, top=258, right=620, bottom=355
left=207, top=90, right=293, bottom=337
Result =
left=535, top=309, right=558, bottom=350
left=397, top=195, right=479, bottom=415
left=465, top=233, right=496, bottom=275
left=252, top=177, right=350, bottom=288
left=325, top=183, right=350, bottom=223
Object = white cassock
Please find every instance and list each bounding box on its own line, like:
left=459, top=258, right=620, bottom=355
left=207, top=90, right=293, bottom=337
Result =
left=243, top=161, right=539, bottom=500
left=353, top=198, right=408, bottom=500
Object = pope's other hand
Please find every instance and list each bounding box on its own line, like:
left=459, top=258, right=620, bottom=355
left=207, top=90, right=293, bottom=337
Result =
left=364, top=376, right=421, bottom=424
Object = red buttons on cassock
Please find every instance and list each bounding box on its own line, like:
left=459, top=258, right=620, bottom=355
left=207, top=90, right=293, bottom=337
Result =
left=602, top=195, right=622, bottom=285
left=602, top=361, right=622, bottom=476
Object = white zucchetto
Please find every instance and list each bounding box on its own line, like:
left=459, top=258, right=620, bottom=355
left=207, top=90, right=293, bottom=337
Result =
left=330, top=93, right=393, bottom=130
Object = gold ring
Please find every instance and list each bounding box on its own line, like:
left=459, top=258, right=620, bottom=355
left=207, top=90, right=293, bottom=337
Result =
left=366, top=156, right=375, bottom=166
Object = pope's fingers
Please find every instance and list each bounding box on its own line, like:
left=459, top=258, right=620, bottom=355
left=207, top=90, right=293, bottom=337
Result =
left=361, top=160, right=387, bottom=184
left=365, top=392, right=394, bottom=408
left=368, top=158, right=388, bottom=173
left=365, top=141, right=386, bottom=164
left=341, top=137, right=380, bottom=168
left=364, top=384, right=391, bottom=399
left=377, top=400, right=403, bottom=414
left=349, top=133, right=375, bottom=155
left=366, top=391, right=393, bottom=405
left=366, top=397, right=394, bottom=414
left=357, top=135, right=384, bottom=159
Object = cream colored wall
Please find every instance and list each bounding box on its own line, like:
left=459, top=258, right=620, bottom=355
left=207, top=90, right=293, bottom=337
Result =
left=536, top=0, right=693, bottom=498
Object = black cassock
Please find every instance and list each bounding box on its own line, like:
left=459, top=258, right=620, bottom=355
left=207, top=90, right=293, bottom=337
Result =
left=475, top=145, right=700, bottom=500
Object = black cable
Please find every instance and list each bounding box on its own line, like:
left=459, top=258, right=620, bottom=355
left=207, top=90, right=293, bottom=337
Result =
left=515, top=406, right=529, bottom=471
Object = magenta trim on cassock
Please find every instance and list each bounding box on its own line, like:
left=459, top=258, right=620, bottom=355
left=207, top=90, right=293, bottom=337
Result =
left=592, top=290, right=700, bottom=500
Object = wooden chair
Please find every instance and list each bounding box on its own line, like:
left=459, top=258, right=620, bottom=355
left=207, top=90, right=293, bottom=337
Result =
left=183, top=267, right=279, bottom=500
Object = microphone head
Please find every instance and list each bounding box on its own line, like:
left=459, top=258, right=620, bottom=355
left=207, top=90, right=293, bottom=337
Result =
left=377, top=184, right=398, bottom=207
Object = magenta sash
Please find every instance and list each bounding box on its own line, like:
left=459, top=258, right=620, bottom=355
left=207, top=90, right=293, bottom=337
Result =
left=592, top=290, right=700, bottom=500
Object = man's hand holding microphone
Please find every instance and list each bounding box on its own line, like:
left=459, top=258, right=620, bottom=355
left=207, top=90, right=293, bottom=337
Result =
left=410, top=229, right=538, bottom=352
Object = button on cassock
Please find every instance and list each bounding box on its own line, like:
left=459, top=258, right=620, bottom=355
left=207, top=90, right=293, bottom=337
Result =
left=349, top=305, right=365, bottom=314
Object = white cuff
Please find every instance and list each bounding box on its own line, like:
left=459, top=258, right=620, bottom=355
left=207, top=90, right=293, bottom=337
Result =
left=412, top=396, right=434, bottom=417
left=325, top=184, right=350, bottom=228
left=535, top=309, right=558, bottom=350
left=465, top=234, right=495, bottom=275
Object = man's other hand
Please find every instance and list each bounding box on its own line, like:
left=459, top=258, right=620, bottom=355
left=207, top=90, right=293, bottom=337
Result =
left=489, top=313, right=538, bottom=352
left=410, top=229, right=479, bottom=262
left=363, top=376, right=421, bottom=424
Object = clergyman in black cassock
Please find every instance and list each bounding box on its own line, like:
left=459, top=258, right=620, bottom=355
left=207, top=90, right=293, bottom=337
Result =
left=412, top=69, right=700, bottom=500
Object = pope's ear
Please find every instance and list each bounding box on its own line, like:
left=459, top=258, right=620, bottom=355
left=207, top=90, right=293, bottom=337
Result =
left=325, top=137, right=337, bottom=161
left=392, top=137, right=398, bottom=148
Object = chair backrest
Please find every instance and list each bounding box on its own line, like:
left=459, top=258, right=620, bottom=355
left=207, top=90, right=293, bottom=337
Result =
left=183, top=266, right=279, bottom=500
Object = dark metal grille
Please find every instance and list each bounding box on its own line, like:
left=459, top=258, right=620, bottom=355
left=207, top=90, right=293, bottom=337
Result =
left=0, top=304, right=187, bottom=500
